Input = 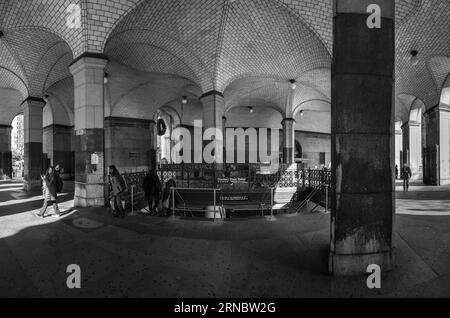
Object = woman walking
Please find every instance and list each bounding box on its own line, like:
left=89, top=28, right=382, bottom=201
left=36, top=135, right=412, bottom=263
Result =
left=143, top=170, right=162, bottom=216
left=36, top=166, right=61, bottom=218
left=108, top=165, right=127, bottom=218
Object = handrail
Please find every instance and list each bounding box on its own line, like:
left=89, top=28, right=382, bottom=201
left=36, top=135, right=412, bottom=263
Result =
left=170, top=187, right=223, bottom=221
left=173, top=188, right=187, bottom=216
left=294, top=185, right=322, bottom=213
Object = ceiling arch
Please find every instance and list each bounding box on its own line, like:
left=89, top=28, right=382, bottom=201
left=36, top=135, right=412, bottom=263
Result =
left=0, top=28, right=73, bottom=97
left=103, top=0, right=330, bottom=94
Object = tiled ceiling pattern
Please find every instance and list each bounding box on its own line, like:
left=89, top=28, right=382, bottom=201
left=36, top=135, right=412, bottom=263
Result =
left=395, top=0, right=450, bottom=114
left=0, top=87, right=23, bottom=125
left=104, top=0, right=330, bottom=93
left=215, top=0, right=330, bottom=91
left=428, top=56, right=450, bottom=93
left=0, top=0, right=448, bottom=124
left=105, top=0, right=224, bottom=92
left=46, top=76, right=74, bottom=114
left=104, top=30, right=210, bottom=91
left=0, top=29, right=73, bottom=97
left=0, top=0, right=82, bottom=54
left=0, top=67, right=28, bottom=98
left=224, top=77, right=288, bottom=114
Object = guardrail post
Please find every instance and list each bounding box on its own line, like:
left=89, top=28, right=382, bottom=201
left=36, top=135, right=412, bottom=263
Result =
left=171, top=187, right=175, bottom=217
left=213, top=189, right=216, bottom=222
left=270, top=187, right=274, bottom=218
left=131, top=184, right=134, bottom=214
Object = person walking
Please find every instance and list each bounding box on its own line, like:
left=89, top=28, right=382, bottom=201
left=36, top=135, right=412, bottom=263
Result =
left=401, top=164, right=412, bottom=192
left=143, top=169, right=162, bottom=216
left=36, top=166, right=61, bottom=218
left=395, top=164, right=399, bottom=180
left=108, top=165, right=127, bottom=218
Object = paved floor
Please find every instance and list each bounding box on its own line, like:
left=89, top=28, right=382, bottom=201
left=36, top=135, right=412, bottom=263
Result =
left=0, top=180, right=449, bottom=297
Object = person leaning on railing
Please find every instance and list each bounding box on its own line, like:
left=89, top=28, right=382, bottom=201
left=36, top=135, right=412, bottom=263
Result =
left=143, top=169, right=162, bottom=216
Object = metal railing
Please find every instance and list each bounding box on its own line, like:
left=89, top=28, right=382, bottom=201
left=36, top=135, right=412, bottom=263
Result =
left=171, top=187, right=225, bottom=222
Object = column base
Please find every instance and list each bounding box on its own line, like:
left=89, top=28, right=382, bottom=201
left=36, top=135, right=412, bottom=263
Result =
left=329, top=249, right=395, bottom=276
left=74, top=182, right=105, bottom=208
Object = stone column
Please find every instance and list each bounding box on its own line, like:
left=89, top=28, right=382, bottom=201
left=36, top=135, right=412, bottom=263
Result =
left=330, top=0, right=395, bottom=275
left=0, top=125, right=12, bottom=180
left=281, top=118, right=295, bottom=164
left=69, top=54, right=108, bottom=207
left=394, top=122, right=402, bottom=173
left=401, top=121, right=421, bottom=176
left=43, top=124, right=75, bottom=180
left=200, top=91, right=225, bottom=163
left=22, top=97, right=45, bottom=191
left=424, top=105, right=450, bottom=185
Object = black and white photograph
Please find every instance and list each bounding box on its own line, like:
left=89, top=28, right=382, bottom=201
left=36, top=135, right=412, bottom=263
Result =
left=0, top=0, right=449, bottom=304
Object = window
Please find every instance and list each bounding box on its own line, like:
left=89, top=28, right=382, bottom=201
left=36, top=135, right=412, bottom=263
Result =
left=319, top=152, right=326, bottom=165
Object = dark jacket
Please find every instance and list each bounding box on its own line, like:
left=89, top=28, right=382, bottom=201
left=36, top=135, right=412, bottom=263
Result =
left=54, top=171, right=64, bottom=193
left=143, top=172, right=161, bottom=201
left=45, top=173, right=59, bottom=199
left=401, top=166, right=412, bottom=180
left=109, top=173, right=126, bottom=196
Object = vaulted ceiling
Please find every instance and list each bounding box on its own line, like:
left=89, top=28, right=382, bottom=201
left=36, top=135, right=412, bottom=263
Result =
left=0, top=0, right=448, bottom=125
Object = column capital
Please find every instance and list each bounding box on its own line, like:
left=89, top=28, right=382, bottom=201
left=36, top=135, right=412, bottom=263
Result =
left=281, top=118, right=296, bottom=125
left=21, top=96, right=46, bottom=108
left=69, top=53, right=109, bottom=76
left=200, top=90, right=224, bottom=100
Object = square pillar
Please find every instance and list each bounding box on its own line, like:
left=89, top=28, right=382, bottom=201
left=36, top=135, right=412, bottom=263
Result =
left=43, top=124, right=75, bottom=180
left=424, top=105, right=450, bottom=185
left=394, top=123, right=402, bottom=173
left=330, top=0, right=395, bottom=275
left=22, top=97, right=45, bottom=191
left=69, top=54, right=108, bottom=207
left=0, top=125, right=12, bottom=180
left=200, top=91, right=225, bottom=163
left=282, top=118, right=295, bottom=164
left=104, top=117, right=154, bottom=172
left=402, top=121, right=422, bottom=177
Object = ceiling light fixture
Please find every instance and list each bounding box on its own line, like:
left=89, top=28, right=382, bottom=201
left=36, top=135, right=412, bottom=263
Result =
left=289, top=79, right=297, bottom=90
left=410, top=50, right=419, bottom=66
left=299, top=110, right=304, bottom=116
left=249, top=107, right=254, bottom=113
left=182, top=96, right=188, bottom=105
left=103, top=73, right=109, bottom=84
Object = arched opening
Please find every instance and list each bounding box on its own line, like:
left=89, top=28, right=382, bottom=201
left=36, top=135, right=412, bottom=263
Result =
left=10, top=114, right=24, bottom=180
left=154, top=106, right=182, bottom=165
left=408, top=101, right=426, bottom=180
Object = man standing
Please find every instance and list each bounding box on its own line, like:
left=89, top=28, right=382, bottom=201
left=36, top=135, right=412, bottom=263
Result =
left=52, top=164, right=64, bottom=217
left=401, top=164, right=412, bottom=192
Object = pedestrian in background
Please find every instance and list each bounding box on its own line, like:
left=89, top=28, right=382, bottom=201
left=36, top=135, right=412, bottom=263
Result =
left=401, top=164, right=412, bottom=192
left=36, top=166, right=61, bottom=218
left=108, top=165, right=127, bottom=218
left=143, top=169, right=162, bottom=216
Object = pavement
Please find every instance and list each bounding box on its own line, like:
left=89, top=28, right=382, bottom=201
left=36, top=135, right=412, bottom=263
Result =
left=0, top=179, right=449, bottom=297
